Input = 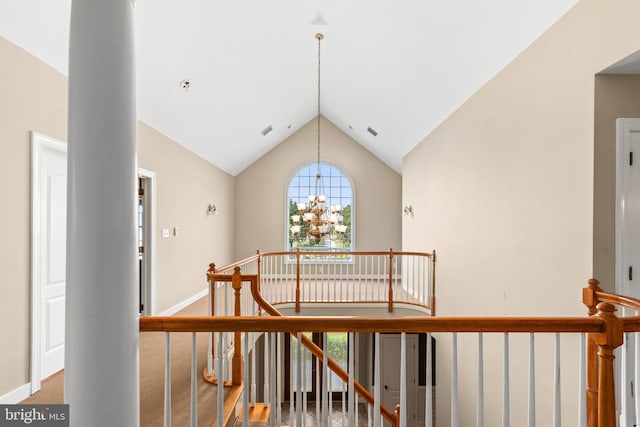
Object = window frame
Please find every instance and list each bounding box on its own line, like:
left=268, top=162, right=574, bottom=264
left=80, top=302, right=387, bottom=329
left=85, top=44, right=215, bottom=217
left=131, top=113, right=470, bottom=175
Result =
left=283, top=161, right=355, bottom=263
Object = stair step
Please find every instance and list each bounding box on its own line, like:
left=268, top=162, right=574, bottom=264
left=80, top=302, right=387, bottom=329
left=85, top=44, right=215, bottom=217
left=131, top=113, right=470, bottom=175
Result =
left=237, top=403, right=270, bottom=422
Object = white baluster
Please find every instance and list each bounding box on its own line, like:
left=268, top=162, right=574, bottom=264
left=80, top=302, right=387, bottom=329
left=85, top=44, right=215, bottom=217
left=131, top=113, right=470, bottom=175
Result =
left=289, top=334, right=296, bottom=425
left=333, top=262, right=337, bottom=302
left=316, top=353, right=321, bottom=427
left=217, top=331, right=224, bottom=427
left=251, top=333, right=257, bottom=408
left=303, top=345, right=308, bottom=426
left=212, top=284, right=220, bottom=382
left=635, top=330, right=640, bottom=427
left=190, top=333, right=197, bottom=427
left=297, top=333, right=303, bottom=426
left=553, top=333, right=561, bottom=427
left=328, top=355, right=333, bottom=422
left=503, top=333, right=510, bottom=427
left=400, top=332, right=407, bottom=427
left=243, top=332, right=249, bottom=427
left=452, top=332, right=458, bottom=427
left=323, top=332, right=329, bottom=427
left=528, top=333, right=535, bottom=427
left=621, top=321, right=629, bottom=427
left=269, top=333, right=275, bottom=427
left=477, top=333, right=484, bottom=427
left=164, top=333, right=171, bottom=427
left=264, top=332, right=270, bottom=408
left=374, top=332, right=381, bottom=427
left=426, top=333, right=433, bottom=427
left=277, top=333, right=283, bottom=426
left=578, top=333, right=586, bottom=427
left=207, top=285, right=213, bottom=377
left=349, top=332, right=355, bottom=426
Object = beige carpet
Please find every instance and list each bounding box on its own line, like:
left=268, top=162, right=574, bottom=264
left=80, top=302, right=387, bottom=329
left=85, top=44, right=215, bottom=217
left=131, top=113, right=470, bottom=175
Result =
left=22, top=297, right=227, bottom=426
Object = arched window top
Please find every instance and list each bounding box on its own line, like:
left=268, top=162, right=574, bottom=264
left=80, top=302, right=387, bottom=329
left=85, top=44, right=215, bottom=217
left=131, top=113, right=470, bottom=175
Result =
left=285, top=161, right=354, bottom=254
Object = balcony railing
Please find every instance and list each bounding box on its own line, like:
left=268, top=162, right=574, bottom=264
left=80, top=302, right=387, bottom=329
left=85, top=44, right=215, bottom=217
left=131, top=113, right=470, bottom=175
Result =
left=138, top=253, right=640, bottom=427
left=209, top=249, right=436, bottom=314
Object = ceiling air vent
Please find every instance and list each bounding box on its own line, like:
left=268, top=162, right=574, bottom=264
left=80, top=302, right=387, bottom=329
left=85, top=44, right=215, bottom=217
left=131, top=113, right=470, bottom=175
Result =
left=261, top=125, right=273, bottom=136
left=367, top=127, right=378, bottom=137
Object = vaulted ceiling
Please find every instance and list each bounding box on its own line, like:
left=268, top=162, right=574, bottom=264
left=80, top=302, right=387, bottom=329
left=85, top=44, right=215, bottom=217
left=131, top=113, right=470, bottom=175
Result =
left=1, top=0, right=580, bottom=175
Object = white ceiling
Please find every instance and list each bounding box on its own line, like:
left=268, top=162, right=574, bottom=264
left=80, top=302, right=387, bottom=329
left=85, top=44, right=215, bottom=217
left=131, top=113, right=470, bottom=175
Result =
left=0, top=0, right=580, bottom=176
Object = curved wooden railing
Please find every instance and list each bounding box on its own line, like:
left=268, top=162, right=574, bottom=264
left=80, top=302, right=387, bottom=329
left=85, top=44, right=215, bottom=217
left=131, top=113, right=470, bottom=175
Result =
left=210, top=249, right=436, bottom=314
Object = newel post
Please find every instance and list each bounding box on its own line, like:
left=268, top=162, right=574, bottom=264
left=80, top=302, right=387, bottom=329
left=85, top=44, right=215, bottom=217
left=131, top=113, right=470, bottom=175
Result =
left=594, top=302, right=624, bottom=427
left=232, top=266, right=243, bottom=385
left=388, top=248, right=394, bottom=313
left=583, top=278, right=601, bottom=427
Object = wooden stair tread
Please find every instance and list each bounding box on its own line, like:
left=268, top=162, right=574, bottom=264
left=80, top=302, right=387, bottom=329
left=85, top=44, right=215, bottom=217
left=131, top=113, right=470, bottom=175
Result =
left=211, top=384, right=243, bottom=427
left=238, top=403, right=270, bottom=421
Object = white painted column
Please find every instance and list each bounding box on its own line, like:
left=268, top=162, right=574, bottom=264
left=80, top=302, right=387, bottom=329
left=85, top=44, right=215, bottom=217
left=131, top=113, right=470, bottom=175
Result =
left=66, top=1, right=138, bottom=426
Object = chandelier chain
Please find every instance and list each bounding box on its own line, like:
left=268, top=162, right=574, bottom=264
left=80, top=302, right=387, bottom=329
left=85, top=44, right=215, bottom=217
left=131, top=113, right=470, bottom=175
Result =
left=316, top=33, right=322, bottom=178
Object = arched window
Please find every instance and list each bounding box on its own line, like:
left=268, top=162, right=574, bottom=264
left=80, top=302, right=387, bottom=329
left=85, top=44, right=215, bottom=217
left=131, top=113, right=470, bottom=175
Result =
left=286, top=162, right=353, bottom=254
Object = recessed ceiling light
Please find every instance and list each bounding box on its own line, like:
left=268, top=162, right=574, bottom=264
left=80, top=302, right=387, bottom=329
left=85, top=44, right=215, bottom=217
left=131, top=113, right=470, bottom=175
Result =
left=367, top=127, right=378, bottom=137
left=261, top=125, right=273, bottom=136
left=348, top=125, right=353, bottom=130
left=179, top=79, right=190, bottom=91
left=287, top=124, right=292, bottom=129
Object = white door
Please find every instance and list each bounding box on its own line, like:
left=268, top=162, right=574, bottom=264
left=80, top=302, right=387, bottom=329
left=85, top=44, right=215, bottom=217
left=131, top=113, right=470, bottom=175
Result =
left=380, top=334, right=419, bottom=425
left=615, top=118, right=640, bottom=426
left=31, top=133, right=67, bottom=393
left=617, top=118, right=640, bottom=299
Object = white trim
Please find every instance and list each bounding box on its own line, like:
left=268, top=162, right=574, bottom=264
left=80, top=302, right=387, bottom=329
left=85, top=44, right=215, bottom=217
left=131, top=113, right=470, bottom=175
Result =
left=0, top=383, right=32, bottom=404
left=30, top=132, right=67, bottom=395
left=138, top=168, right=157, bottom=315
left=615, top=118, right=640, bottom=295
left=158, top=288, right=208, bottom=316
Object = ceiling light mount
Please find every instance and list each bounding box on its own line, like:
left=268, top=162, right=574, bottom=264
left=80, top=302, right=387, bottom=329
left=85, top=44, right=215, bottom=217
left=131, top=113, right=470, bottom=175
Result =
left=180, top=79, right=190, bottom=91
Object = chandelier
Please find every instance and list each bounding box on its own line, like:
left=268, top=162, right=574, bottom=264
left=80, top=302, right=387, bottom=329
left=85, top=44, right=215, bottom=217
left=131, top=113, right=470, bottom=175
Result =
left=290, top=33, right=348, bottom=244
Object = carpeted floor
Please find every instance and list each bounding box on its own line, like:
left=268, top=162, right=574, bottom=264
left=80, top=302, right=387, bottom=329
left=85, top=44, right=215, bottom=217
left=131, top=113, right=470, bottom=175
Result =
left=22, top=297, right=226, bottom=426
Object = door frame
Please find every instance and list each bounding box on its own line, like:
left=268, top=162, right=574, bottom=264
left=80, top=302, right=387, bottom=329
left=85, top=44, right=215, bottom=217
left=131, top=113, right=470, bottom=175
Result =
left=615, top=118, right=640, bottom=295
left=30, top=132, right=67, bottom=394
left=138, top=168, right=157, bottom=315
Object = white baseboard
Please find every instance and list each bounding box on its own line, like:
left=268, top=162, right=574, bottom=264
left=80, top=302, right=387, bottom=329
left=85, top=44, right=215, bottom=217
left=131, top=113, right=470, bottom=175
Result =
left=158, top=288, right=208, bottom=316
left=0, top=383, right=31, bottom=404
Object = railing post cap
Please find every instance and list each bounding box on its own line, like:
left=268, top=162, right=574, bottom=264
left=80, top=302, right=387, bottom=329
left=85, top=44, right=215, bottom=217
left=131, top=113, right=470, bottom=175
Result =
left=596, top=302, right=616, bottom=315
left=208, top=263, right=216, bottom=274
left=588, top=278, right=600, bottom=289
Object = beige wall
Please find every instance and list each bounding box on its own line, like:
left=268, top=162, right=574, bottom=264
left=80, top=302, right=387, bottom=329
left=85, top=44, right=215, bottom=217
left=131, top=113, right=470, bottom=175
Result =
left=402, top=0, right=640, bottom=425
left=234, top=116, right=402, bottom=259
left=0, top=35, right=68, bottom=400
left=137, top=123, right=235, bottom=311
left=0, top=36, right=235, bottom=398
left=593, top=75, right=640, bottom=291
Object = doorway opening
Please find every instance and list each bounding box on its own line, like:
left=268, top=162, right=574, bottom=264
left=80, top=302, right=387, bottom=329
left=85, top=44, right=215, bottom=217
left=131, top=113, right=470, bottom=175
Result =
left=137, top=169, right=156, bottom=316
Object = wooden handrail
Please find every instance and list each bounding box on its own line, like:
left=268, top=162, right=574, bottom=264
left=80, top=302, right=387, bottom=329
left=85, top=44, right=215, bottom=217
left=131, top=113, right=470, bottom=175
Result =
left=208, top=254, right=260, bottom=275
left=140, top=315, right=604, bottom=334
left=594, top=291, right=640, bottom=312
